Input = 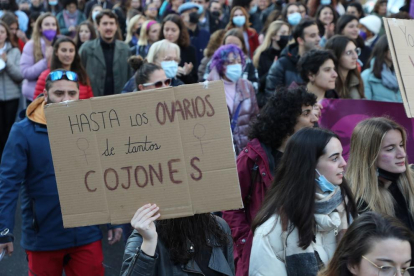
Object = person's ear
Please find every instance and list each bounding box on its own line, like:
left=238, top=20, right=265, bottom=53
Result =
left=138, top=84, right=144, bottom=91
left=347, top=262, right=359, bottom=275
left=308, top=73, right=315, bottom=83
left=297, top=36, right=304, bottom=46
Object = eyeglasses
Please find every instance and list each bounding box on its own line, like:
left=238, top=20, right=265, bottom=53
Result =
left=344, top=47, right=361, bottom=57
left=47, top=70, right=78, bottom=82
left=142, top=78, right=171, bottom=88
left=362, top=256, right=414, bottom=276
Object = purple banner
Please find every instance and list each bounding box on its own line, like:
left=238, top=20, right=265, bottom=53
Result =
left=319, top=99, right=414, bottom=163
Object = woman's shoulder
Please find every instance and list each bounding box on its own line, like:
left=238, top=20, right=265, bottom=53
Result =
left=254, top=214, right=282, bottom=236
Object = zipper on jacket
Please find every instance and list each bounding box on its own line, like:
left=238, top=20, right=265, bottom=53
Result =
left=126, top=250, right=141, bottom=276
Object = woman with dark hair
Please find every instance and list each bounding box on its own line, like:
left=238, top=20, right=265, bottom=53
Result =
left=222, top=87, right=318, bottom=276
left=319, top=212, right=414, bottom=276
left=281, top=3, right=301, bottom=28
left=120, top=204, right=235, bottom=276
left=159, top=14, right=198, bottom=84
left=198, top=29, right=226, bottom=81
left=316, top=5, right=338, bottom=46
left=74, top=21, right=96, bottom=50
left=33, top=37, right=93, bottom=99
left=250, top=127, right=358, bottom=276
left=346, top=2, right=365, bottom=19
left=298, top=49, right=339, bottom=102
left=325, top=35, right=364, bottom=99
left=361, top=35, right=401, bottom=102
left=122, top=55, right=169, bottom=93
left=207, top=44, right=258, bottom=155
left=1, top=11, right=27, bottom=52
left=336, top=14, right=371, bottom=68
left=225, top=6, right=259, bottom=59
left=0, top=20, right=23, bottom=158
left=0, top=0, right=29, bottom=33
left=56, top=0, right=86, bottom=38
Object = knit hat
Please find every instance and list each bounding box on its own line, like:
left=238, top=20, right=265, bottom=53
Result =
left=178, top=3, right=203, bottom=14
left=359, top=15, right=382, bottom=34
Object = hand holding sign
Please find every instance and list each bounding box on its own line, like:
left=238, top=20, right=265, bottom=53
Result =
left=131, top=204, right=160, bottom=256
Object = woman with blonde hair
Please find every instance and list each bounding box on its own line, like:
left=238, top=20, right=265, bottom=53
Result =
left=253, top=20, right=290, bottom=80
left=347, top=117, right=414, bottom=231
left=125, top=14, right=146, bottom=47
left=131, top=20, right=160, bottom=58
left=20, top=12, right=60, bottom=103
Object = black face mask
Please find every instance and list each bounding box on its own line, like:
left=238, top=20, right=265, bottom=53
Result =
left=135, top=27, right=141, bottom=35
left=211, top=11, right=220, bottom=18
left=277, top=35, right=289, bottom=50
left=378, top=167, right=402, bottom=182
left=189, top=11, right=199, bottom=24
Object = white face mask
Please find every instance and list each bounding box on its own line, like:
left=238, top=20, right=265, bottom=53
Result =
left=92, top=10, right=101, bottom=22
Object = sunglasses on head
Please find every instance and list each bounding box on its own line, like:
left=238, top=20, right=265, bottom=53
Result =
left=142, top=78, right=171, bottom=88
left=47, top=70, right=78, bottom=82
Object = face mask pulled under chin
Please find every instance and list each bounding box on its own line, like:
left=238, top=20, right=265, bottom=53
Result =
left=315, top=169, right=336, bottom=193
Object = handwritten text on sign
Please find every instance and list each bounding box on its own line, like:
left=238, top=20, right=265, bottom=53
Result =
left=45, top=81, right=242, bottom=228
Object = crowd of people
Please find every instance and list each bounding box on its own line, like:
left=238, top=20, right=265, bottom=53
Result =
left=0, top=0, right=414, bottom=275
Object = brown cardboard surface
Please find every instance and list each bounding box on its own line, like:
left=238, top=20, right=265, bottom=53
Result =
left=383, top=18, right=414, bottom=117
left=45, top=80, right=243, bottom=228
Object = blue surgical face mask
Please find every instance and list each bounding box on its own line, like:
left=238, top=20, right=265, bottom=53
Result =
left=320, top=0, right=331, bottom=5
left=49, top=0, right=58, bottom=6
left=287, top=12, right=302, bottom=26
left=233, top=15, right=246, bottom=27
left=92, top=10, right=100, bottom=22
left=161, top=61, right=178, bottom=78
left=249, top=5, right=257, bottom=14
left=315, top=169, right=336, bottom=193
left=225, top=64, right=242, bottom=83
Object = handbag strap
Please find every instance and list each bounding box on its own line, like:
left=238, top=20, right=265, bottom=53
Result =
left=230, top=101, right=243, bottom=132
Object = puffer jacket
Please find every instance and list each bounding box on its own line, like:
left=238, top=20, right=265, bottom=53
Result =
left=0, top=43, right=23, bottom=101
left=265, top=43, right=302, bottom=96
left=250, top=213, right=339, bottom=276
left=20, top=38, right=48, bottom=101
left=120, top=216, right=235, bottom=276
left=207, top=68, right=259, bottom=155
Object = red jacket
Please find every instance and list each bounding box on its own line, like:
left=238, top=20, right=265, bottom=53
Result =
left=246, top=28, right=259, bottom=59
left=222, top=138, right=274, bottom=276
left=33, top=69, right=94, bottom=100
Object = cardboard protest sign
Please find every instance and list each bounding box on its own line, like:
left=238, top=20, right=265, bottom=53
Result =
left=45, top=80, right=242, bottom=228
left=383, top=18, right=414, bottom=117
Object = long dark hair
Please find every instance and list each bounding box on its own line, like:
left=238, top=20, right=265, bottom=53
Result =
left=156, top=213, right=229, bottom=264
left=159, top=14, right=190, bottom=48
left=319, top=212, right=414, bottom=276
left=1, top=11, right=19, bottom=48
left=50, top=37, right=89, bottom=86
left=316, top=5, right=339, bottom=37
left=248, top=86, right=317, bottom=150
left=0, top=19, right=17, bottom=48
left=129, top=55, right=163, bottom=90
left=74, top=21, right=96, bottom=49
left=336, top=14, right=366, bottom=50
left=366, top=35, right=389, bottom=79
left=325, top=35, right=364, bottom=98
left=252, top=128, right=357, bottom=249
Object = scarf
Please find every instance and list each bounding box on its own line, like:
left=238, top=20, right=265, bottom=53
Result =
left=381, top=64, right=399, bottom=91
left=63, top=9, right=78, bottom=30
left=284, top=187, right=349, bottom=276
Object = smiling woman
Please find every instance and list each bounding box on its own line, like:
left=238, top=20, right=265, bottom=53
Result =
left=33, top=37, right=93, bottom=99
left=347, top=117, right=414, bottom=232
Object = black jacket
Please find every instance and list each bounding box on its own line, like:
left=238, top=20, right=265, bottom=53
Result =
left=265, top=43, right=302, bottom=96
left=120, top=216, right=235, bottom=276
left=178, top=45, right=198, bottom=84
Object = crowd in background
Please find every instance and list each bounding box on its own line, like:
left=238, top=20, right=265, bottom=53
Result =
left=1, top=0, right=414, bottom=275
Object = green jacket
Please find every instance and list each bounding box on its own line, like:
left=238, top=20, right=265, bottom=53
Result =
left=56, top=11, right=86, bottom=36
left=79, top=38, right=132, bottom=97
